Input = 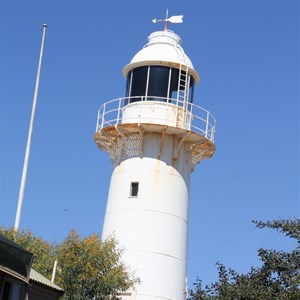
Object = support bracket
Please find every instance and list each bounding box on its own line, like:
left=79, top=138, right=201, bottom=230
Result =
left=158, top=126, right=168, bottom=159
left=173, top=132, right=191, bottom=161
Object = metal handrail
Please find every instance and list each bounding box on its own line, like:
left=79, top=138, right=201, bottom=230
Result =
left=96, top=96, right=216, bottom=142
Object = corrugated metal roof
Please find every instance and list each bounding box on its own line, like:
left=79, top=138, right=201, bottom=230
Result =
left=29, top=269, right=64, bottom=292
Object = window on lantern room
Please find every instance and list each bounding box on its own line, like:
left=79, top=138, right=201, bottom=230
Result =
left=169, top=68, right=179, bottom=100
left=169, top=69, right=195, bottom=105
left=147, top=66, right=169, bottom=99
left=129, top=67, right=148, bottom=102
left=125, top=71, right=131, bottom=98
left=188, top=76, right=195, bottom=103
left=125, top=65, right=195, bottom=106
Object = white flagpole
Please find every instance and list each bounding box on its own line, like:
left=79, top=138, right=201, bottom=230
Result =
left=14, top=24, right=48, bottom=231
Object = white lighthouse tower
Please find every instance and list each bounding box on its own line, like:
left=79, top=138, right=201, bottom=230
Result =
left=94, top=19, right=216, bottom=300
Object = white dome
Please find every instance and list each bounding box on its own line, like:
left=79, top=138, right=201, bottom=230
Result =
left=123, top=30, right=199, bottom=83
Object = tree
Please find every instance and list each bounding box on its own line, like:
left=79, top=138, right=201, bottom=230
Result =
left=0, top=228, right=138, bottom=299
left=55, top=230, right=139, bottom=300
left=189, top=218, right=300, bottom=300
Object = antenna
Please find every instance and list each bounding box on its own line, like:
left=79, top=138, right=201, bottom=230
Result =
left=152, top=10, right=183, bottom=31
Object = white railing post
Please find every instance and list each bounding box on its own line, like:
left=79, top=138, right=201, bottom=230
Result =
left=101, top=103, right=105, bottom=129
left=96, top=110, right=100, bottom=132
left=205, top=111, right=209, bottom=139
left=212, top=125, right=215, bottom=142
left=117, top=98, right=122, bottom=124
left=189, top=103, right=194, bottom=130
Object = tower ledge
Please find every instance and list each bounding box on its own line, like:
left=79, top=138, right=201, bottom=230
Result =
left=94, top=122, right=215, bottom=167
left=94, top=97, right=215, bottom=166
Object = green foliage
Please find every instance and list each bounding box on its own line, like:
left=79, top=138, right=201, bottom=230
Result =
left=189, top=218, right=300, bottom=300
left=253, top=219, right=300, bottom=244
left=0, top=228, right=138, bottom=300
left=56, top=230, right=139, bottom=300
left=189, top=278, right=214, bottom=300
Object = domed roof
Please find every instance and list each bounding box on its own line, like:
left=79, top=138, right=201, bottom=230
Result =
left=123, top=30, right=199, bottom=83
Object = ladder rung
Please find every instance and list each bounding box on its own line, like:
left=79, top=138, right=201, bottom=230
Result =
left=176, top=64, right=189, bottom=103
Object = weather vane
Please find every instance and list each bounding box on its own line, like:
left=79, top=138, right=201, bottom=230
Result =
left=152, top=9, right=183, bottom=31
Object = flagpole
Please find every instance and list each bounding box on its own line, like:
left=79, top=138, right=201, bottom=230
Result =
left=14, top=24, right=48, bottom=231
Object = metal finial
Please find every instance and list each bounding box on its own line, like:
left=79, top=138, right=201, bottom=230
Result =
left=152, top=10, right=183, bottom=31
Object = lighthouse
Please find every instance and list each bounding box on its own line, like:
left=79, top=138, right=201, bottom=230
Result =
left=94, top=19, right=216, bottom=300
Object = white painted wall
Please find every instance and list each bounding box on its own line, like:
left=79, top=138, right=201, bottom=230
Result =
left=102, top=133, right=193, bottom=300
left=122, top=102, right=192, bottom=130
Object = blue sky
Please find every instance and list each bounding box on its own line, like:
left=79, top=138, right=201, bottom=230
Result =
left=1, top=0, right=299, bottom=288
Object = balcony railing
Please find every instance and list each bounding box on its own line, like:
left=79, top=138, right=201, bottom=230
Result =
left=96, top=96, right=216, bottom=142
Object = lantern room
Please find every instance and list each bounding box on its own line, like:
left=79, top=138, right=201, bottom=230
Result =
left=122, top=30, right=199, bottom=106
